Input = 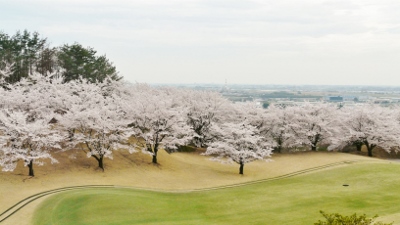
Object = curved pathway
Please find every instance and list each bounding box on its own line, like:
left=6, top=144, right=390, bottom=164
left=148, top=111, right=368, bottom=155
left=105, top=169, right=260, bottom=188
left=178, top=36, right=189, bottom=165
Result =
left=0, top=159, right=363, bottom=223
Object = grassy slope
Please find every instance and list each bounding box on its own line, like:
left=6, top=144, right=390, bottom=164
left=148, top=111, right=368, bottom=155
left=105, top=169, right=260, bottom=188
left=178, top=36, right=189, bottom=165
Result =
left=33, top=162, right=400, bottom=225
left=0, top=149, right=388, bottom=225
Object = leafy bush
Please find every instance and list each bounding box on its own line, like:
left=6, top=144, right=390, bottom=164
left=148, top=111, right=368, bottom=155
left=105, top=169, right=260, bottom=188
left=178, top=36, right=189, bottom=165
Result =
left=314, top=211, right=393, bottom=225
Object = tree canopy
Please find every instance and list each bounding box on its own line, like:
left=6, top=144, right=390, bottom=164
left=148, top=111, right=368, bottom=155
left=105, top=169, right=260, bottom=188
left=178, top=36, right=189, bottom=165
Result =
left=58, top=43, right=120, bottom=83
left=0, top=30, right=121, bottom=84
left=0, top=30, right=47, bottom=83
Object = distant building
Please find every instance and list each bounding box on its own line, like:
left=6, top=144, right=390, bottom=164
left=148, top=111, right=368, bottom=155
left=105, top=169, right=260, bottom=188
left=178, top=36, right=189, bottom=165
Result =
left=327, top=96, right=343, bottom=102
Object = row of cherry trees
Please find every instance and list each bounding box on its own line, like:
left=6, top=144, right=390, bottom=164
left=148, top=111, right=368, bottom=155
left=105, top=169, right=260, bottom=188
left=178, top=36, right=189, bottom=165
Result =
left=1, top=72, right=400, bottom=176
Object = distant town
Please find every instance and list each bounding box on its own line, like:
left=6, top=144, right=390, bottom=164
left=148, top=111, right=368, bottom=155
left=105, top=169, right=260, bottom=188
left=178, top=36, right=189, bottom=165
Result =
left=163, top=83, right=400, bottom=107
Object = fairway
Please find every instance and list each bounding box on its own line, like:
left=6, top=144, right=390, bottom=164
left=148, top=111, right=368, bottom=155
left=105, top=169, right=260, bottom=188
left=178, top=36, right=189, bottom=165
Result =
left=33, top=162, right=400, bottom=225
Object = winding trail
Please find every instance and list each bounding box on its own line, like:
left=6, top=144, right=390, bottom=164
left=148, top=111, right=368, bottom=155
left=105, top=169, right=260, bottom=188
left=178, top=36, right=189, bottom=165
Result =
left=0, top=159, right=362, bottom=223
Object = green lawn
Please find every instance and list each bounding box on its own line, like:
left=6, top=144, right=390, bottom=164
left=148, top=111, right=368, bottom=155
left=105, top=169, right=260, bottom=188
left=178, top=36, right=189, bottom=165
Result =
left=33, top=162, right=400, bottom=225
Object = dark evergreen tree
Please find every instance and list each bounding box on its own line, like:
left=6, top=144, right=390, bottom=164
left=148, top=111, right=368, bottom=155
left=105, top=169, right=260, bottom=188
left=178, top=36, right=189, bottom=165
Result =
left=57, top=43, right=121, bottom=83
left=0, top=30, right=48, bottom=83
left=1, top=31, right=121, bottom=84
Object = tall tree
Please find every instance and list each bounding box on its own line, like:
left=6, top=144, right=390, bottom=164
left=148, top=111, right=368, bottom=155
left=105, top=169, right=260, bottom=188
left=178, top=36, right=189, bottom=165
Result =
left=59, top=78, right=134, bottom=171
left=0, top=72, right=70, bottom=176
left=184, top=90, right=232, bottom=147
left=290, top=103, right=337, bottom=151
left=57, top=43, right=121, bottom=83
left=125, top=85, right=192, bottom=164
left=1, top=31, right=122, bottom=84
left=329, top=105, right=399, bottom=157
left=36, top=46, right=58, bottom=76
left=0, top=30, right=48, bottom=83
left=263, top=105, right=298, bottom=153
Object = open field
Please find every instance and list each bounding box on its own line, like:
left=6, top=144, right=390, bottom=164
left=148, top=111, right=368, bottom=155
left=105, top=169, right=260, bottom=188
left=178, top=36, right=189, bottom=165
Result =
left=0, top=149, right=396, bottom=225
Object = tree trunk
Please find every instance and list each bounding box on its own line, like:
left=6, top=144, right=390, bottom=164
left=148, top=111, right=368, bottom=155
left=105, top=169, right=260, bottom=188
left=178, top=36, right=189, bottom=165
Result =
left=152, top=153, right=157, bottom=164
left=152, top=147, right=158, bottom=164
left=98, top=156, right=104, bottom=171
left=92, top=155, right=104, bottom=171
left=28, top=160, right=34, bottom=177
left=364, top=141, right=375, bottom=157
left=367, top=146, right=373, bottom=157
left=273, top=146, right=282, bottom=153
left=239, top=162, right=244, bottom=175
left=311, top=134, right=320, bottom=151
left=274, top=138, right=282, bottom=153
left=355, top=143, right=362, bottom=152
left=366, top=145, right=376, bottom=157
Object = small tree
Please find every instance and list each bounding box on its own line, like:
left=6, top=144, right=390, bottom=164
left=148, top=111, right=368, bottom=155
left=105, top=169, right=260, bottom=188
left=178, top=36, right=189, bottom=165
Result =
left=314, top=211, right=393, bottom=225
left=203, top=122, right=273, bottom=175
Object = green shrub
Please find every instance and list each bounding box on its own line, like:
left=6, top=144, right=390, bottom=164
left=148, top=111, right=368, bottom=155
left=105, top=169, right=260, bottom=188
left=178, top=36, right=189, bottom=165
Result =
left=314, top=211, right=393, bottom=225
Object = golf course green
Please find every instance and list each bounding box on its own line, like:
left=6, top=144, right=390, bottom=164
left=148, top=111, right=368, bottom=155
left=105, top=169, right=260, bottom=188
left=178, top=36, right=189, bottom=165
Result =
left=32, top=162, right=400, bottom=225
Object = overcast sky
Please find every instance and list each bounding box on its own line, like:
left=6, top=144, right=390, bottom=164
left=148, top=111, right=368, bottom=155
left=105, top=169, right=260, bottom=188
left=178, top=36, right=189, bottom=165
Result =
left=2, top=0, right=400, bottom=86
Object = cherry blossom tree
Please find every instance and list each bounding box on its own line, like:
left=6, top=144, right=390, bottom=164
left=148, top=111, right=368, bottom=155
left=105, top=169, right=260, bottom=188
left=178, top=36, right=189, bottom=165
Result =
left=184, top=90, right=233, bottom=147
left=0, top=61, right=13, bottom=87
left=203, top=121, right=273, bottom=175
left=0, top=72, right=68, bottom=176
left=262, top=105, right=298, bottom=153
left=233, top=102, right=265, bottom=127
left=125, top=85, right=192, bottom=164
left=8, top=73, right=70, bottom=114
left=329, top=105, right=399, bottom=157
left=0, top=109, right=62, bottom=176
left=59, top=78, right=134, bottom=171
left=289, top=103, right=337, bottom=151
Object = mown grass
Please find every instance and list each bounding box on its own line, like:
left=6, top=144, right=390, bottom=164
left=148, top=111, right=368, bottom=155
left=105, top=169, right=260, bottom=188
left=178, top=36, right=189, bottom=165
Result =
left=33, top=162, right=400, bottom=225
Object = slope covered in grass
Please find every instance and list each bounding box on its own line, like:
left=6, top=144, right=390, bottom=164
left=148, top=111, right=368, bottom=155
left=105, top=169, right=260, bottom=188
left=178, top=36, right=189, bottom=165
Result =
left=32, top=162, right=400, bottom=225
left=0, top=150, right=386, bottom=225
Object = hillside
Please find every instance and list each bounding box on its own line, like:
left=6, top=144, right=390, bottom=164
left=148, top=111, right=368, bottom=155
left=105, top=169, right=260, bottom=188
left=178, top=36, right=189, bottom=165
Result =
left=0, top=149, right=384, bottom=225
